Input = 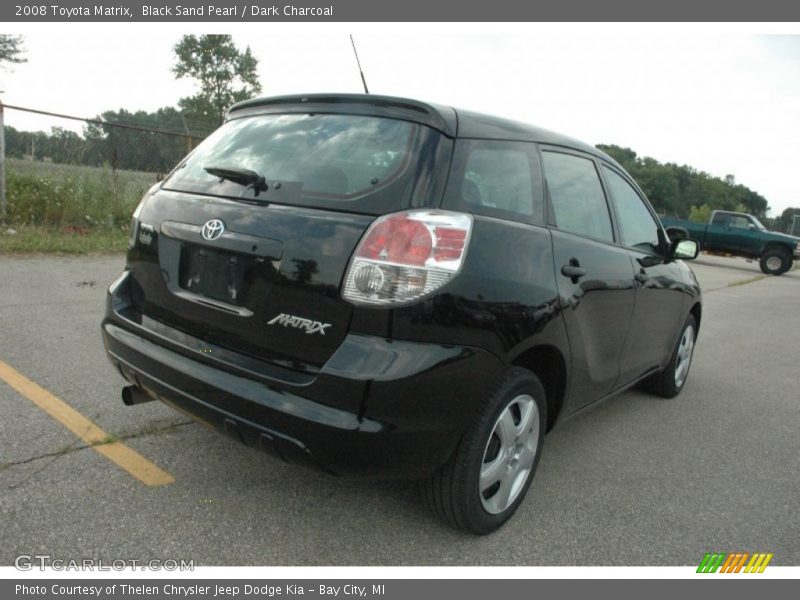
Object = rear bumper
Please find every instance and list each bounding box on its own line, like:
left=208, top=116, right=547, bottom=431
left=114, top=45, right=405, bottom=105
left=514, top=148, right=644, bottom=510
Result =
left=102, top=270, right=504, bottom=478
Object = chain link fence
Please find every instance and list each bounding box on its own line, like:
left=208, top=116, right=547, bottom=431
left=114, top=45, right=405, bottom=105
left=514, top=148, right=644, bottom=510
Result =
left=0, top=103, right=209, bottom=231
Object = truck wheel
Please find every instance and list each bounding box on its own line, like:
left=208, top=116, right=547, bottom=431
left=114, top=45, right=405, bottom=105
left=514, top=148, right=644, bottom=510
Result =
left=759, top=250, right=792, bottom=275
left=642, top=314, right=697, bottom=399
left=421, top=368, right=546, bottom=535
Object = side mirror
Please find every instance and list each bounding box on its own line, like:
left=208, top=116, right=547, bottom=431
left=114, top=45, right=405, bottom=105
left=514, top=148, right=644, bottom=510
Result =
left=665, top=226, right=689, bottom=241
left=748, top=223, right=757, bottom=231
left=671, top=238, right=699, bottom=260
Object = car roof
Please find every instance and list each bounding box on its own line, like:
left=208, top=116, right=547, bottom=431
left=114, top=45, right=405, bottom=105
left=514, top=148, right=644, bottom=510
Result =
left=227, top=93, right=617, bottom=164
left=712, top=210, right=752, bottom=217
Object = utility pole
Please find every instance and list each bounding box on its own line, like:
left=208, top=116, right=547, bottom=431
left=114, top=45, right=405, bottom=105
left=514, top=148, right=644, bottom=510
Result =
left=0, top=100, right=6, bottom=224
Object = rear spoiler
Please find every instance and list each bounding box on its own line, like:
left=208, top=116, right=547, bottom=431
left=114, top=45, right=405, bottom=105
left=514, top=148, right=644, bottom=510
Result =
left=226, top=93, right=458, bottom=136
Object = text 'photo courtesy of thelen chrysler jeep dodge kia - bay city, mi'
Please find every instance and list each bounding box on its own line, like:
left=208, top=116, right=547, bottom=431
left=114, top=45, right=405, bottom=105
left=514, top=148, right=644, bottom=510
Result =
left=102, top=94, right=702, bottom=534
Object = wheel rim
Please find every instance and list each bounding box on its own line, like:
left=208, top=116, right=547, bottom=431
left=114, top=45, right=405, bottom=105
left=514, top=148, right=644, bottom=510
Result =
left=674, top=324, right=695, bottom=388
left=766, top=256, right=782, bottom=272
left=479, top=394, right=540, bottom=515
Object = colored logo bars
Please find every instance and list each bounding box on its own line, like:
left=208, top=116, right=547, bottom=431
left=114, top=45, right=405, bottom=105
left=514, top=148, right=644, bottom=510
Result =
left=697, top=552, right=773, bottom=573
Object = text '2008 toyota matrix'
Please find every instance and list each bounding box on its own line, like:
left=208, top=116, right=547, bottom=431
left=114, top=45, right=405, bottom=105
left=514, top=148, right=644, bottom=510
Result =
left=102, top=94, right=702, bottom=534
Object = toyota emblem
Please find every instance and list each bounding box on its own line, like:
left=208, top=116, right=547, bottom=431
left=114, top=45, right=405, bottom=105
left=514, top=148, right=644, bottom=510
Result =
left=201, top=219, right=225, bottom=241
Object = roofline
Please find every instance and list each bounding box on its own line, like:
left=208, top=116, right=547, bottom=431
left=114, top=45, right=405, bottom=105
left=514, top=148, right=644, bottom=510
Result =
left=711, top=210, right=758, bottom=218
left=226, top=94, right=619, bottom=166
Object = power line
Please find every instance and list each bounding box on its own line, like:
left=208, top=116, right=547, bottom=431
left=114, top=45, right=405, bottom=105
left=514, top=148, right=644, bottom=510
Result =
left=1, top=103, right=207, bottom=140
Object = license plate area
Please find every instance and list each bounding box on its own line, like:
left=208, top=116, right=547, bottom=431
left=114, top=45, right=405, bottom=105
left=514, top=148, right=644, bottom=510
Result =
left=179, top=244, right=256, bottom=307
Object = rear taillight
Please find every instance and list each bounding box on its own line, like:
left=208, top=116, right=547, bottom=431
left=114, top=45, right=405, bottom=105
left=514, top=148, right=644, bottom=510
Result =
left=128, top=183, right=159, bottom=249
left=343, top=210, right=473, bottom=306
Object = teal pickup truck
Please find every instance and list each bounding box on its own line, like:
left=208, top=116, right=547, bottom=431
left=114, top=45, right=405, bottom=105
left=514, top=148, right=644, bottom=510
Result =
left=661, top=210, right=800, bottom=275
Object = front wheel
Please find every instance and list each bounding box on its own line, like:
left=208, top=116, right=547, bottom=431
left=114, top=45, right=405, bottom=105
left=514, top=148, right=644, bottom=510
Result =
left=421, top=368, right=547, bottom=535
left=642, top=314, right=697, bottom=398
left=759, top=250, right=792, bottom=275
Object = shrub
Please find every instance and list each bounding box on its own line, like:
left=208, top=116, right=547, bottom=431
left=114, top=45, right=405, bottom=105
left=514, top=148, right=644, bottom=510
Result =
left=5, top=159, right=153, bottom=228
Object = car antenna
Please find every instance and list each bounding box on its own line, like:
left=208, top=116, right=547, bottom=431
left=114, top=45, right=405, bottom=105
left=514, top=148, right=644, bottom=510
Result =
left=349, top=34, right=370, bottom=94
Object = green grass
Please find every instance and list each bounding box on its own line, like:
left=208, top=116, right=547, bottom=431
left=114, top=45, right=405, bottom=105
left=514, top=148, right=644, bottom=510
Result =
left=0, top=225, right=128, bottom=254
left=0, top=158, right=158, bottom=253
left=8, top=157, right=158, bottom=191
left=5, top=158, right=157, bottom=228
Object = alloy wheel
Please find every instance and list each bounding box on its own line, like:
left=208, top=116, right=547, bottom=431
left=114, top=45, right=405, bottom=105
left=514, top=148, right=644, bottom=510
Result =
left=479, top=394, right=540, bottom=515
left=674, top=325, right=695, bottom=388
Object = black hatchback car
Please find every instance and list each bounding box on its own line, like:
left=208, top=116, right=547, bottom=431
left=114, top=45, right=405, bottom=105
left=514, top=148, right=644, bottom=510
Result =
left=102, top=94, right=702, bottom=534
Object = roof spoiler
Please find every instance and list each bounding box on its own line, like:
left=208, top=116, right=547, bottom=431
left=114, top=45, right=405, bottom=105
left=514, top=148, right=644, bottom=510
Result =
left=226, top=94, right=457, bottom=136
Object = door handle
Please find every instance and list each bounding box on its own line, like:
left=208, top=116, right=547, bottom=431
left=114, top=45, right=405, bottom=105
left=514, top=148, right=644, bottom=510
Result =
left=561, top=259, right=587, bottom=283
left=635, top=270, right=648, bottom=283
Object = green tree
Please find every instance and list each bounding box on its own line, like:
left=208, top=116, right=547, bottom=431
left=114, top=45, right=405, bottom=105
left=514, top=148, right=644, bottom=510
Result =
left=596, top=144, right=638, bottom=170
left=0, top=34, right=26, bottom=92
left=0, top=34, right=26, bottom=65
left=83, top=107, right=203, bottom=172
left=596, top=143, right=770, bottom=220
left=47, top=127, right=86, bottom=164
left=776, top=207, right=800, bottom=234
left=4, top=106, right=212, bottom=173
left=689, top=205, right=712, bottom=223
left=172, top=35, right=261, bottom=130
left=634, top=158, right=680, bottom=215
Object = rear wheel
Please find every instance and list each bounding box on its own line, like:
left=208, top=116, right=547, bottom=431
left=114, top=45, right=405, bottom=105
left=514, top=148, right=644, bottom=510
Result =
left=421, top=368, right=546, bottom=535
left=759, top=249, right=792, bottom=275
left=642, top=314, right=697, bottom=398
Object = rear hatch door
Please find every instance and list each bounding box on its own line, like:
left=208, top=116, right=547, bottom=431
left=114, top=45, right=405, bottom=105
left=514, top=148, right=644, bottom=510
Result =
left=128, top=107, right=450, bottom=372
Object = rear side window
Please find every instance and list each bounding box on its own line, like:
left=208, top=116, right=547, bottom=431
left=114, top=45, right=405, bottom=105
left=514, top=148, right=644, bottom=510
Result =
left=602, top=166, right=661, bottom=255
left=728, top=215, right=750, bottom=229
left=542, top=151, right=614, bottom=243
left=164, top=113, right=447, bottom=214
left=442, top=140, right=543, bottom=224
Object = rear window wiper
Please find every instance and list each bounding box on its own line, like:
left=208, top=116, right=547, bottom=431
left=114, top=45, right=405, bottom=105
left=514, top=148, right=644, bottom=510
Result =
left=204, top=166, right=268, bottom=196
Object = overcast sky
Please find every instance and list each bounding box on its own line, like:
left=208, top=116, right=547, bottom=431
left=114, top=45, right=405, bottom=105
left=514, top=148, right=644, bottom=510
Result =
left=2, top=25, right=799, bottom=216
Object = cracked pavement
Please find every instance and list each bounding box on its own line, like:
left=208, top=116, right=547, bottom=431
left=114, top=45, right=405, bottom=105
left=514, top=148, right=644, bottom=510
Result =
left=0, top=253, right=798, bottom=565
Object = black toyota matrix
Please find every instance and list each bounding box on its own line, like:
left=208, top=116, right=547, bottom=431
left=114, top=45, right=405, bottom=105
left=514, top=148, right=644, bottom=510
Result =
left=102, top=94, right=702, bottom=534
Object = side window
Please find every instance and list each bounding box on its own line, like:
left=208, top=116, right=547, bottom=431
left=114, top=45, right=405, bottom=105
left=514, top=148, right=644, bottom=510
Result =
left=728, top=215, right=750, bottom=229
left=711, top=212, right=729, bottom=226
left=602, top=166, right=661, bottom=255
left=442, top=140, right=544, bottom=224
left=542, top=151, right=614, bottom=243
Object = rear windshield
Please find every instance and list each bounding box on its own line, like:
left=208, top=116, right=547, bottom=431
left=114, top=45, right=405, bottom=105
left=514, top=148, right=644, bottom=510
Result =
left=163, top=113, right=448, bottom=214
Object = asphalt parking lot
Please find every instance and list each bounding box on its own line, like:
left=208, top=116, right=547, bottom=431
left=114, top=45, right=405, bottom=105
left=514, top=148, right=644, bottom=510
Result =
left=1, top=252, right=798, bottom=566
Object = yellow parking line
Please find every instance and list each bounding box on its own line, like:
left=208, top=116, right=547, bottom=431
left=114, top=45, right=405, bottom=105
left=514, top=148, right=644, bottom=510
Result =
left=0, top=360, right=174, bottom=487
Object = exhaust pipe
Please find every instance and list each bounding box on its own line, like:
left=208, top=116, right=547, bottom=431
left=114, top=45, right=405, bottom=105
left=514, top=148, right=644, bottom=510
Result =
left=121, top=385, right=155, bottom=406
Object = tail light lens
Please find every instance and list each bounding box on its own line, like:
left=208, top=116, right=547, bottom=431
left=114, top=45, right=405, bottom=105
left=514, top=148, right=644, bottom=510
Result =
left=343, top=210, right=473, bottom=306
left=128, top=183, right=160, bottom=249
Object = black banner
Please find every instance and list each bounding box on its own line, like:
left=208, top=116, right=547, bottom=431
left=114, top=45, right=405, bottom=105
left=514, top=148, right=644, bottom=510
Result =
left=4, top=580, right=799, bottom=600
left=5, top=0, right=800, bottom=22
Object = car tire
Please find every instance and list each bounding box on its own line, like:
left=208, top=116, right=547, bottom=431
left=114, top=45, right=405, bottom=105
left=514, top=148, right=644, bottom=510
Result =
left=759, top=249, right=792, bottom=275
left=421, top=367, right=546, bottom=535
left=641, top=314, right=697, bottom=399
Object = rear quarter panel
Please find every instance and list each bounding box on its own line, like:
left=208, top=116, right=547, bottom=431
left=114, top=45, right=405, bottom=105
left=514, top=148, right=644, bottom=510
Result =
left=352, top=216, right=570, bottom=434
left=385, top=217, right=566, bottom=361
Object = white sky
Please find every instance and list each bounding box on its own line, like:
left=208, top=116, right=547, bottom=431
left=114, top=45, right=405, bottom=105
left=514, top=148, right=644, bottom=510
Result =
left=2, top=23, right=799, bottom=216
